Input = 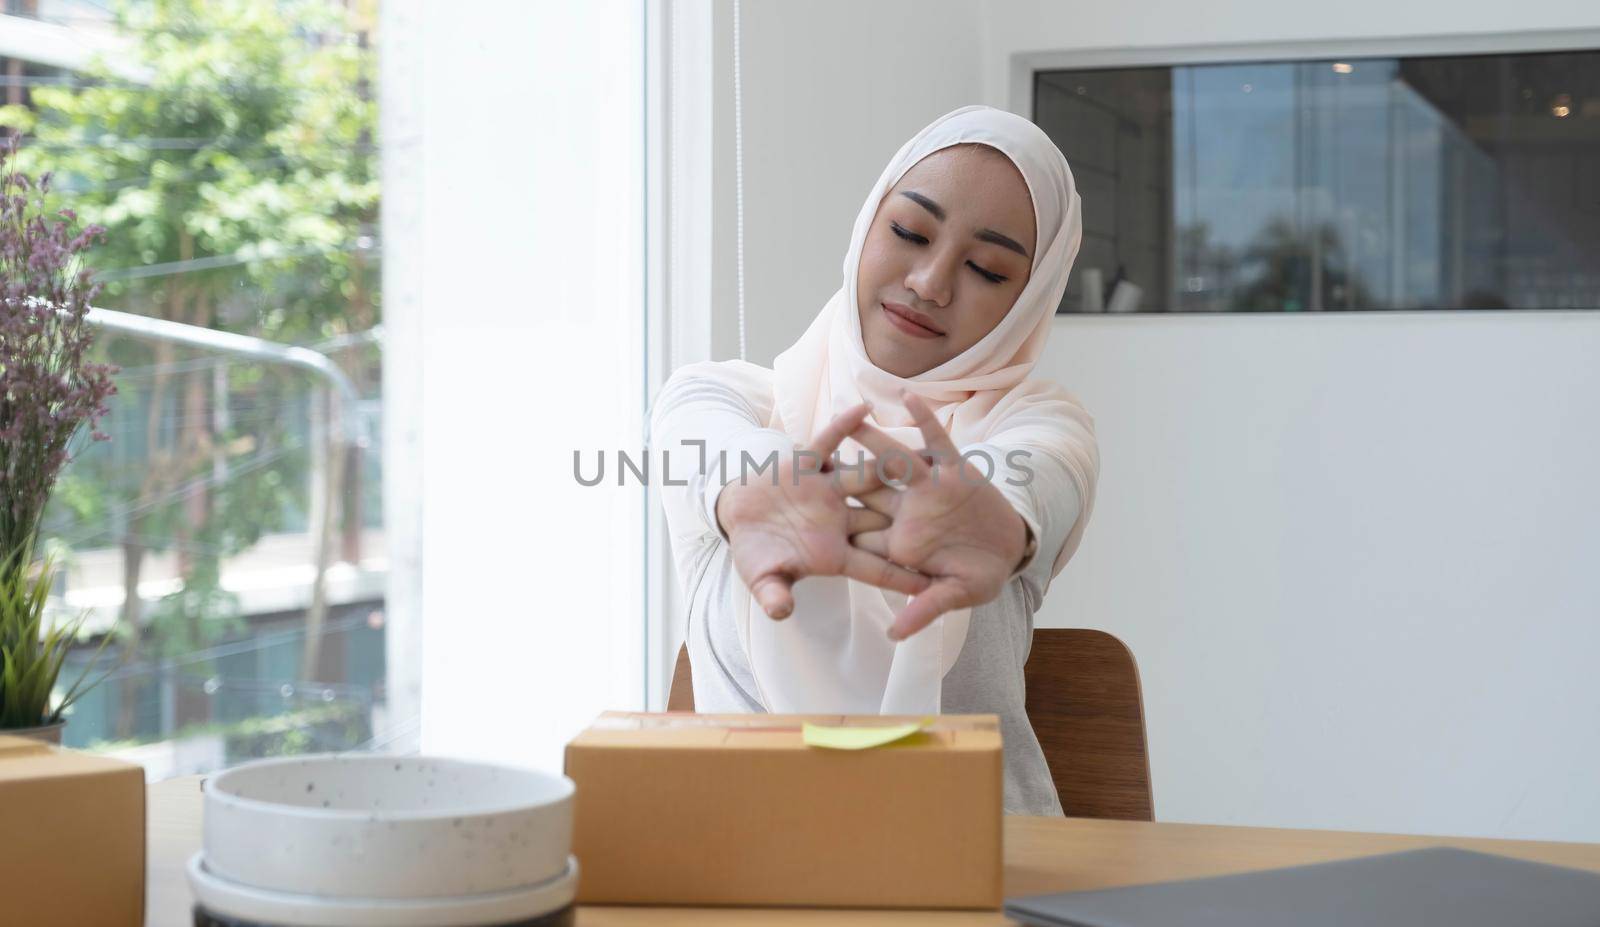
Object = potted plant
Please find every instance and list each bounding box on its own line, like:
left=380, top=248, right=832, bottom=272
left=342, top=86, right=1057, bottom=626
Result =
left=0, top=134, right=120, bottom=743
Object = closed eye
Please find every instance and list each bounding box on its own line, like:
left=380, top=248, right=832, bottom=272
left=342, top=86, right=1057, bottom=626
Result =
left=968, top=262, right=1006, bottom=284
left=889, top=222, right=929, bottom=246
left=890, top=222, right=1008, bottom=284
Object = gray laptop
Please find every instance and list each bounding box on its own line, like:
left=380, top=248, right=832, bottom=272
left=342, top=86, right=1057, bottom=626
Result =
left=1004, top=846, right=1600, bottom=927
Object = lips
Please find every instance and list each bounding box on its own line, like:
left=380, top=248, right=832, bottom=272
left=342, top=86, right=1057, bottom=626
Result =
left=881, top=301, right=945, bottom=337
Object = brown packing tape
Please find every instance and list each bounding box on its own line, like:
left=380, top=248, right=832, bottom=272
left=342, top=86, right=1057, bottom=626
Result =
left=572, top=712, right=998, bottom=753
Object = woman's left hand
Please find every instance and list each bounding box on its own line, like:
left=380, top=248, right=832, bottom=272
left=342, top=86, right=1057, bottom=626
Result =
left=847, top=391, right=1030, bottom=641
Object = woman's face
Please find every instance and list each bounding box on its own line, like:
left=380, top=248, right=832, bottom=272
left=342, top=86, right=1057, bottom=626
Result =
left=856, top=144, right=1036, bottom=378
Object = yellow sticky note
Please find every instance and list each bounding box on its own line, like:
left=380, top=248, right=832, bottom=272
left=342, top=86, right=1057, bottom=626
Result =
left=802, top=717, right=933, bottom=750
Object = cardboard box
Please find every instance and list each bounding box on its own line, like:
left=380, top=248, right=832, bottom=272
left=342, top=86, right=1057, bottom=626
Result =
left=564, top=712, right=1002, bottom=909
left=0, top=734, right=146, bottom=926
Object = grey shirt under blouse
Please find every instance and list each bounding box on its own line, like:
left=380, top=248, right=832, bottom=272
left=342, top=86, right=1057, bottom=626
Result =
left=649, top=362, right=1084, bottom=816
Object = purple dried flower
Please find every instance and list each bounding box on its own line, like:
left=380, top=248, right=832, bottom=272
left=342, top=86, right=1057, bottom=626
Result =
left=0, top=134, right=119, bottom=571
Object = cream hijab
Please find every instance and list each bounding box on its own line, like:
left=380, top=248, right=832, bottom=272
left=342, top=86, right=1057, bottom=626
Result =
left=735, top=104, right=1098, bottom=715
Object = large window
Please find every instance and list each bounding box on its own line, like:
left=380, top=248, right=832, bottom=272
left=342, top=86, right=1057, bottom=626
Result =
left=2, top=0, right=389, bottom=778
left=1036, top=49, right=1600, bottom=313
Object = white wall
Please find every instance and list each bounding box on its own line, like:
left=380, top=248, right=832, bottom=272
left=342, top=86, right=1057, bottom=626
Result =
left=384, top=0, right=647, bottom=775
left=1034, top=311, right=1600, bottom=842
left=702, top=0, right=1600, bottom=841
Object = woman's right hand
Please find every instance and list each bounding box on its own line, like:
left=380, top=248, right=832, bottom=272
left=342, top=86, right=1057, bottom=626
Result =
left=715, top=403, right=930, bottom=620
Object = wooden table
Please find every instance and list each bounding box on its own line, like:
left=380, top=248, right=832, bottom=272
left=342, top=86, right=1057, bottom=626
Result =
left=149, top=776, right=1600, bottom=925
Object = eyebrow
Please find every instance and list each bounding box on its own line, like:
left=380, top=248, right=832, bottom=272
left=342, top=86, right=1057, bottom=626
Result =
left=899, top=190, right=1030, bottom=259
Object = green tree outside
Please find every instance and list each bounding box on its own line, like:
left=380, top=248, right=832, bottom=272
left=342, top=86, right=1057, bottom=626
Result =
left=0, top=0, right=379, bottom=740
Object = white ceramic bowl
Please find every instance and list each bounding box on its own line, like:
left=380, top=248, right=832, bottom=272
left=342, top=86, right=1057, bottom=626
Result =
left=202, top=754, right=574, bottom=900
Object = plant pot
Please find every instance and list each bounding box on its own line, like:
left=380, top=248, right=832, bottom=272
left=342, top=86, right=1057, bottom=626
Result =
left=2, top=719, right=66, bottom=745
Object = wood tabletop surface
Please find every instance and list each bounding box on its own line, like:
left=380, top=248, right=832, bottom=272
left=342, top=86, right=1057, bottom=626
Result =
left=148, top=774, right=1600, bottom=926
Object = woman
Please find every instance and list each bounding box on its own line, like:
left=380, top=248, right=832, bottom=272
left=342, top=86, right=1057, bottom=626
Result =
left=649, top=105, right=1098, bottom=815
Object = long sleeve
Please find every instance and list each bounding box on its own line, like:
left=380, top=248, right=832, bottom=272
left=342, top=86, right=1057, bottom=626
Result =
left=958, top=439, right=1083, bottom=611
left=646, top=361, right=796, bottom=590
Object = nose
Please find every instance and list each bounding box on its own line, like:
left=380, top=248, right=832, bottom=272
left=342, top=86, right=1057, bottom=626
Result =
left=904, top=247, right=959, bottom=308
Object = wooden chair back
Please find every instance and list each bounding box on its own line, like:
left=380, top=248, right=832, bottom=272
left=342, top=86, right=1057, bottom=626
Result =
left=1024, top=628, right=1154, bottom=821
